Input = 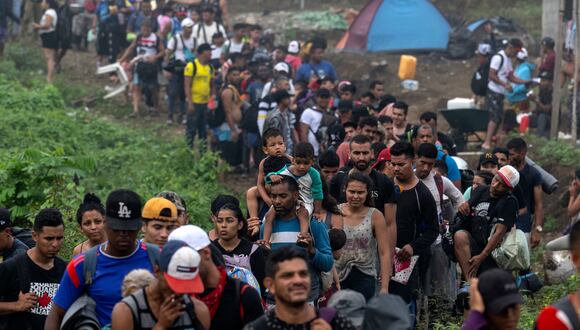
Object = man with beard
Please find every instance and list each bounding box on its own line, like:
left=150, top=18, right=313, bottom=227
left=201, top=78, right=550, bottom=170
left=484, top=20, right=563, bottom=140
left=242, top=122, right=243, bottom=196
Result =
left=244, top=247, right=355, bottom=330
left=45, top=189, right=160, bottom=328
left=388, top=141, right=438, bottom=323
left=507, top=137, right=543, bottom=247
left=259, top=175, right=333, bottom=305
left=329, top=134, right=396, bottom=266
left=0, top=208, right=66, bottom=330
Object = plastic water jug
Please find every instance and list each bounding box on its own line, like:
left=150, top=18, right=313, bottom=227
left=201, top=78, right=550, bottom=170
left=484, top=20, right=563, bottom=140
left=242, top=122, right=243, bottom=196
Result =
left=401, top=80, right=419, bottom=91
left=398, top=55, right=417, bottom=80
left=446, top=98, right=475, bottom=109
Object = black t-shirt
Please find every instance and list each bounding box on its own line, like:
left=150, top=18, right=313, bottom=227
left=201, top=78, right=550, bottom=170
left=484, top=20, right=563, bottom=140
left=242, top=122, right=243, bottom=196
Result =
left=199, top=276, right=264, bottom=330
left=394, top=181, right=438, bottom=254
left=539, top=87, right=553, bottom=108
left=437, top=132, right=457, bottom=156
left=469, top=186, right=518, bottom=241
left=329, top=167, right=397, bottom=215
left=0, top=253, right=66, bottom=330
left=1, top=237, right=28, bottom=262
left=212, top=239, right=269, bottom=297
left=244, top=308, right=356, bottom=330
left=516, top=163, right=542, bottom=214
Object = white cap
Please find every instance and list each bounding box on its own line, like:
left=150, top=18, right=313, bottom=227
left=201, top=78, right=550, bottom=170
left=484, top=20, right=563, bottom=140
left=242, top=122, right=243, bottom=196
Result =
left=181, top=18, right=194, bottom=28
left=517, top=48, right=528, bottom=60
left=168, top=225, right=211, bottom=250
left=475, top=43, right=491, bottom=55
left=274, top=62, right=290, bottom=73
left=288, top=40, right=300, bottom=54
left=497, top=165, right=520, bottom=189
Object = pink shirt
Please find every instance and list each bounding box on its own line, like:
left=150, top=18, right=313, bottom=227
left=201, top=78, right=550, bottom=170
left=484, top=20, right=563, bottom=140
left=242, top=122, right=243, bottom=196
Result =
left=337, top=142, right=350, bottom=168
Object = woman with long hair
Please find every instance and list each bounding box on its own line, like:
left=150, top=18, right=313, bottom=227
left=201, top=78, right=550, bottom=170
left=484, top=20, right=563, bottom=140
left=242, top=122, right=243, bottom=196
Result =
left=72, top=193, right=107, bottom=257
left=33, top=0, right=59, bottom=83
left=334, top=172, right=391, bottom=301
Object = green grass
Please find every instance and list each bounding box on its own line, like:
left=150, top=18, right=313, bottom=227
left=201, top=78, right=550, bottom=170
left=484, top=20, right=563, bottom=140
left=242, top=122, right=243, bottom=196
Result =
left=0, top=43, right=228, bottom=261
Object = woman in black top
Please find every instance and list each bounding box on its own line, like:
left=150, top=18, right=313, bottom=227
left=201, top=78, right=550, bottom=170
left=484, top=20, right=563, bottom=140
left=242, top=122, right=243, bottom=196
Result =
left=211, top=203, right=268, bottom=297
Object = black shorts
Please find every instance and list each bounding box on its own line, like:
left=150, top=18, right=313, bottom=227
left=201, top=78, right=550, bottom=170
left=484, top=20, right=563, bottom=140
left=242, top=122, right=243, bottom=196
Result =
left=40, top=31, right=58, bottom=49
left=468, top=233, right=497, bottom=275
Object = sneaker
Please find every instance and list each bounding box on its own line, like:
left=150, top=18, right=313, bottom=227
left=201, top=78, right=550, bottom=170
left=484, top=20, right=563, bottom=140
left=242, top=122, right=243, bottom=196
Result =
left=182, top=118, right=187, bottom=125
left=167, top=119, right=173, bottom=125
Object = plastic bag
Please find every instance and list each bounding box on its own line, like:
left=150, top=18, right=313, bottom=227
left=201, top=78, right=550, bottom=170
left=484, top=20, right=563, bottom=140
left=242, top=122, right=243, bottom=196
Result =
left=491, top=225, right=530, bottom=271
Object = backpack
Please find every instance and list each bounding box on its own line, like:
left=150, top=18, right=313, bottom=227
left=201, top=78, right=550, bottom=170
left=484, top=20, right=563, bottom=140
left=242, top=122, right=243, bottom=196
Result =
left=470, top=54, right=504, bottom=97
left=60, top=243, right=160, bottom=330
left=208, top=84, right=231, bottom=129
left=309, top=109, right=339, bottom=148
left=11, top=227, right=35, bottom=248
left=539, top=297, right=580, bottom=330
left=239, top=101, right=260, bottom=133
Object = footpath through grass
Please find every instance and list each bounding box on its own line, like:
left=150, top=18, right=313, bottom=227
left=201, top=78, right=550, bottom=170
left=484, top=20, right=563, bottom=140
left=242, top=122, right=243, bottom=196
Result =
left=0, top=43, right=228, bottom=261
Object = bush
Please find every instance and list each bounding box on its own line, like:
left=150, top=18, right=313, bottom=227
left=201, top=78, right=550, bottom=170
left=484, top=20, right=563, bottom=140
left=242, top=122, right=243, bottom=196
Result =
left=0, top=69, right=227, bottom=261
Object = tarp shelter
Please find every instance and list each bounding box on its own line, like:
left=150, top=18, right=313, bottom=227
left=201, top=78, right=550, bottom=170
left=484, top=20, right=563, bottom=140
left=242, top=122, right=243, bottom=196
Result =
left=337, top=0, right=451, bottom=52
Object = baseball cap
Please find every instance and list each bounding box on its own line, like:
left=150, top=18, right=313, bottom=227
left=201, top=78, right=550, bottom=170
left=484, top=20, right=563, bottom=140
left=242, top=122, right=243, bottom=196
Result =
left=541, top=36, right=555, bottom=48
left=372, top=148, right=391, bottom=169
left=316, top=88, right=331, bottom=98
left=142, top=197, right=177, bottom=222
left=363, top=294, right=412, bottom=330
left=197, top=43, right=212, bottom=53
left=337, top=100, right=353, bottom=113
left=273, top=62, right=290, bottom=74
left=181, top=17, right=194, bottom=28
left=478, top=152, right=499, bottom=168
left=156, top=191, right=186, bottom=212
left=288, top=40, right=300, bottom=54
left=475, top=43, right=491, bottom=56
left=105, top=189, right=143, bottom=231
left=327, top=290, right=366, bottom=327
left=0, top=208, right=11, bottom=230
left=160, top=240, right=204, bottom=294
left=516, top=48, right=528, bottom=60
left=497, top=165, right=520, bottom=189
left=478, top=268, right=523, bottom=314
left=169, top=225, right=210, bottom=250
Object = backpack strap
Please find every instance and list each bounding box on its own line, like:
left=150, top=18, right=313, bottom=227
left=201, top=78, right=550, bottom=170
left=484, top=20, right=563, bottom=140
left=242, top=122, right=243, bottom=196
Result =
left=434, top=173, right=444, bottom=206
left=83, top=245, right=100, bottom=286
left=235, top=279, right=250, bottom=322
left=318, top=307, right=338, bottom=324
left=553, top=296, right=580, bottom=329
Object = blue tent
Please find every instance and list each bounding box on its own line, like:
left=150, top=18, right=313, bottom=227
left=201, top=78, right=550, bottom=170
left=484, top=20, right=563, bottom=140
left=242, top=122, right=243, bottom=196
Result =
left=337, top=0, right=451, bottom=52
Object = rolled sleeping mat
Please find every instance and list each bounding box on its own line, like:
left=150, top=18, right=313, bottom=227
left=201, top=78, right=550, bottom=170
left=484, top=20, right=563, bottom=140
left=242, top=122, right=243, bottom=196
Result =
left=526, top=157, right=559, bottom=194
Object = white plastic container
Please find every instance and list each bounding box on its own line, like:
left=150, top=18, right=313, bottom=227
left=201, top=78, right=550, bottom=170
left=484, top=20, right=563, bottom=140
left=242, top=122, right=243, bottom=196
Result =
left=401, top=80, right=419, bottom=91
left=446, top=97, right=474, bottom=109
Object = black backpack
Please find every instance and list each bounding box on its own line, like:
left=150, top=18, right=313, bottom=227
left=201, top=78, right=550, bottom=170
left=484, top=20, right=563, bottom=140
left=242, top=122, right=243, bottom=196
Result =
left=239, top=101, right=260, bottom=134
left=208, top=85, right=232, bottom=129
left=470, top=54, right=504, bottom=97
left=12, top=227, right=35, bottom=248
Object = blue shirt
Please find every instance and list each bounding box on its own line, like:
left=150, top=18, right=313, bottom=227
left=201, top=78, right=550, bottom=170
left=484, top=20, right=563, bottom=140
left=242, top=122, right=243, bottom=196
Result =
left=260, top=217, right=333, bottom=273
left=52, top=241, right=155, bottom=325
left=437, top=151, right=461, bottom=182
left=295, top=61, right=338, bottom=82
left=507, top=61, right=535, bottom=103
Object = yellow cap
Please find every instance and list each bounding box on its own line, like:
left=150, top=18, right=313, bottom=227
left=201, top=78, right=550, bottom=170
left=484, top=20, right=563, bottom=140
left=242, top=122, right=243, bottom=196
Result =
left=142, top=197, right=177, bottom=222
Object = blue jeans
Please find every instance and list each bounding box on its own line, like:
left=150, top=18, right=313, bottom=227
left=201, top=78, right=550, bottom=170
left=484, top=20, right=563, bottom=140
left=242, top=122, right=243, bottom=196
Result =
left=186, top=103, right=207, bottom=147
left=167, top=73, right=185, bottom=121
left=340, top=267, right=376, bottom=301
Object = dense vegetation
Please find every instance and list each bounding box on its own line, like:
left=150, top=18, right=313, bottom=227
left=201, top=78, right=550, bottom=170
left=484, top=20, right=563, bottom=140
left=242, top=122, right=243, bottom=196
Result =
left=0, top=45, right=227, bottom=261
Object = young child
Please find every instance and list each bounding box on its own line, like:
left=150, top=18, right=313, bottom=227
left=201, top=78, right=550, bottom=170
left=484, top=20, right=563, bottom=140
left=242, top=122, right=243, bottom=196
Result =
left=246, top=128, right=292, bottom=225
left=328, top=228, right=347, bottom=290
left=263, top=142, right=323, bottom=247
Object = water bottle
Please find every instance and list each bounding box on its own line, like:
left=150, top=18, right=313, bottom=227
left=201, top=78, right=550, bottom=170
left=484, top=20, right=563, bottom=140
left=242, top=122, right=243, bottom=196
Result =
left=401, top=79, right=419, bottom=91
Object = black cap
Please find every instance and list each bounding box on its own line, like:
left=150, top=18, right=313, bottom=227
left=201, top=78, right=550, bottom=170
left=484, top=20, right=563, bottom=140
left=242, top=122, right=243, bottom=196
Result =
left=105, top=189, right=143, bottom=231
left=478, top=269, right=523, bottom=314
left=316, top=88, right=331, bottom=98
left=197, top=43, right=212, bottom=53
left=337, top=100, right=353, bottom=113
left=541, top=37, right=555, bottom=48
left=272, top=89, right=291, bottom=103
left=478, top=152, right=499, bottom=169
left=0, top=208, right=11, bottom=230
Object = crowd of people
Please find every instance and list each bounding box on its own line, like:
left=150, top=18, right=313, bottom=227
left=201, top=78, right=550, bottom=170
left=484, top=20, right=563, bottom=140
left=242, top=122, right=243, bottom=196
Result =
left=1, top=0, right=580, bottom=329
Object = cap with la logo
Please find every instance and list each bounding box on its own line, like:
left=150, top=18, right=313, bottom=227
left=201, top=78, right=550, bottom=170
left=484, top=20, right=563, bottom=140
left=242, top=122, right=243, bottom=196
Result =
left=105, top=189, right=143, bottom=231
